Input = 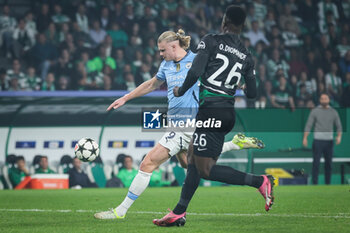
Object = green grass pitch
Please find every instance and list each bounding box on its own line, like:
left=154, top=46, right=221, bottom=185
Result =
left=0, top=185, right=349, bottom=233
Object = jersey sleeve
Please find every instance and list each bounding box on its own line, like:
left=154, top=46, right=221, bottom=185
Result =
left=156, top=61, right=166, bottom=81
left=243, top=55, right=257, bottom=99
left=177, top=35, right=215, bottom=96
left=195, top=34, right=215, bottom=55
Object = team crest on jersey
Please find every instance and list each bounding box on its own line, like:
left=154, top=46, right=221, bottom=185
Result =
left=186, top=63, right=192, bottom=69
left=197, top=41, right=206, bottom=50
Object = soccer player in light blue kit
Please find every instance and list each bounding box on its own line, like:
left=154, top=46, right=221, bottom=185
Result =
left=94, top=29, right=263, bottom=219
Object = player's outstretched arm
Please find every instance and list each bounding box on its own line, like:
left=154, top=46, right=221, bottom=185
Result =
left=107, top=77, right=164, bottom=111
left=174, top=53, right=209, bottom=97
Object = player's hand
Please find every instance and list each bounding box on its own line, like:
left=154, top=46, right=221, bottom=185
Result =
left=173, top=86, right=180, bottom=97
left=18, top=164, right=29, bottom=175
left=336, top=136, right=341, bottom=145
left=22, top=167, right=29, bottom=176
left=107, top=97, right=127, bottom=111
left=302, top=138, right=308, bottom=147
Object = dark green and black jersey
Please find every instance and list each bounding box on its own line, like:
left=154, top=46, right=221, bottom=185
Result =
left=178, top=33, right=257, bottom=102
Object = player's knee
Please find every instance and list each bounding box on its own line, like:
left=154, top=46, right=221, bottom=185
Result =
left=197, top=167, right=210, bottom=179
left=177, top=153, right=188, bottom=169
left=139, top=156, right=156, bottom=172
left=179, top=161, right=188, bottom=169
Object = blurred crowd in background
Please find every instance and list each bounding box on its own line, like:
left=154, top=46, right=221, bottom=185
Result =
left=0, top=0, right=349, bottom=108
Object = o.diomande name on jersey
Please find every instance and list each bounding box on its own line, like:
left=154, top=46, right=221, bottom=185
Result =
left=218, top=43, right=247, bottom=60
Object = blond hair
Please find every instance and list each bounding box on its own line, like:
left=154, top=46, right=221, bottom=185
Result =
left=157, top=29, right=191, bottom=50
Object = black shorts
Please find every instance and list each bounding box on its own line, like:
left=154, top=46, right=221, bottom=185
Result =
left=193, top=99, right=236, bottom=158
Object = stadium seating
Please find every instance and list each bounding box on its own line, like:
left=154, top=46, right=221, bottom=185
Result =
left=2, top=154, right=17, bottom=189
left=57, top=155, right=73, bottom=174
left=85, top=156, right=112, bottom=187
left=115, top=153, right=127, bottom=172
left=30, top=155, right=42, bottom=174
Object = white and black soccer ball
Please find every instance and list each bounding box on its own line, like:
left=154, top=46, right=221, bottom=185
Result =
left=74, top=138, right=100, bottom=162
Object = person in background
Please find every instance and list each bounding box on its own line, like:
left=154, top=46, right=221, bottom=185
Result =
left=342, top=72, right=350, bottom=107
left=12, top=18, right=35, bottom=59
left=116, top=155, right=138, bottom=188
left=76, top=4, right=89, bottom=33
left=271, top=75, right=295, bottom=111
left=41, top=72, right=55, bottom=91
left=68, top=157, right=97, bottom=188
left=266, top=49, right=290, bottom=79
left=8, top=76, right=20, bottom=90
left=107, top=22, right=128, bottom=49
left=244, top=20, right=269, bottom=47
left=0, top=5, right=17, bottom=58
left=24, top=11, right=37, bottom=36
left=0, top=67, right=9, bottom=90
left=57, top=75, right=70, bottom=90
left=8, top=156, right=30, bottom=188
left=89, top=20, right=106, bottom=47
left=36, top=3, right=51, bottom=33
left=21, top=66, right=41, bottom=91
left=51, top=4, right=70, bottom=25
left=35, top=156, right=55, bottom=174
left=303, top=93, right=342, bottom=185
left=325, top=62, right=342, bottom=105
left=6, top=59, right=25, bottom=81
left=149, top=168, right=171, bottom=187
left=29, top=33, right=58, bottom=80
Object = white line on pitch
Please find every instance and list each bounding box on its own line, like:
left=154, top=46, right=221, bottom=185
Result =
left=0, top=208, right=350, bottom=219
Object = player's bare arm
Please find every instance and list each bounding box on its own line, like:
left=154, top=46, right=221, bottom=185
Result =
left=107, top=77, right=164, bottom=111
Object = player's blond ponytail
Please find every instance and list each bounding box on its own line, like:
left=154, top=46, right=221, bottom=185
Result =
left=158, top=29, right=191, bottom=50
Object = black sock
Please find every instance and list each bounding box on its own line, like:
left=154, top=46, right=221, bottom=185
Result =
left=208, top=165, right=263, bottom=188
left=173, top=164, right=201, bottom=215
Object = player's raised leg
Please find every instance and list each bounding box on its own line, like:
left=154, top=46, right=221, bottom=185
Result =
left=154, top=114, right=273, bottom=227
left=154, top=146, right=274, bottom=227
left=231, top=133, right=265, bottom=149
left=94, top=143, right=170, bottom=219
left=222, top=133, right=265, bottom=153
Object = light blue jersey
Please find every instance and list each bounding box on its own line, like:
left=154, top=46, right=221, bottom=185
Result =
left=156, top=51, right=199, bottom=121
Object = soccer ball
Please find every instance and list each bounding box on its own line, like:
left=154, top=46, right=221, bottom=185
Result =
left=74, top=138, right=100, bottom=162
